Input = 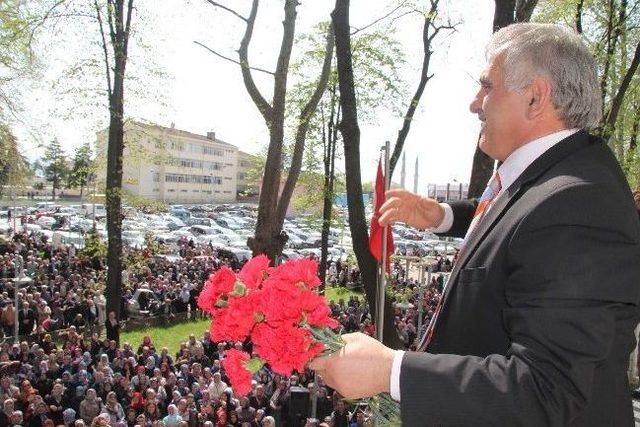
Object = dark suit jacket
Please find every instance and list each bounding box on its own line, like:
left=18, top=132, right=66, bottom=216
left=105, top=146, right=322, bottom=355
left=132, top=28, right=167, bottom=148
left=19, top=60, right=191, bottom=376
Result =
left=400, top=131, right=640, bottom=426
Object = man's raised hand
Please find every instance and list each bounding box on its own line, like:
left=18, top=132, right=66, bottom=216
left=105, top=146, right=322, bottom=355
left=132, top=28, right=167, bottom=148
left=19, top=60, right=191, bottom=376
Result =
left=378, top=189, right=444, bottom=230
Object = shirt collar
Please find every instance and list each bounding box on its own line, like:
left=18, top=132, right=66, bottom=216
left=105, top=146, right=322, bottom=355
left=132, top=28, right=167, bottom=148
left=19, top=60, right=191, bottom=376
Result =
left=498, top=128, right=580, bottom=193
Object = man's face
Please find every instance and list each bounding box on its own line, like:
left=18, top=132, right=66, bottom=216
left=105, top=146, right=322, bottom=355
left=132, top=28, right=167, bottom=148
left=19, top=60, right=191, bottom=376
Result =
left=470, top=54, right=529, bottom=162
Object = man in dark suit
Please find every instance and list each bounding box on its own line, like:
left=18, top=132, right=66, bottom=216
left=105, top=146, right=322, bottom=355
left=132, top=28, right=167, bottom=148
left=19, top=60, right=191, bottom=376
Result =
left=18, top=301, right=36, bottom=336
left=310, top=23, right=640, bottom=426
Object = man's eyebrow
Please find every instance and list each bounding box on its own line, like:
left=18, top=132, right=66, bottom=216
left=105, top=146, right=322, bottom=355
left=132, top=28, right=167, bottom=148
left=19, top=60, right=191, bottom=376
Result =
left=479, top=76, right=492, bottom=86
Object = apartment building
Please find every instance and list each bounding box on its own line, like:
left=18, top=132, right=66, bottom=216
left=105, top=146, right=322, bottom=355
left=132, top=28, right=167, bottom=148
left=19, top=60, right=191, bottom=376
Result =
left=97, top=121, right=239, bottom=204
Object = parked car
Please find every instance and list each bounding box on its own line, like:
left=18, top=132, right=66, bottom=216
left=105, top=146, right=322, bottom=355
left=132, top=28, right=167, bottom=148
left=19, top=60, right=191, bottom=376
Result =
left=36, top=216, right=56, bottom=229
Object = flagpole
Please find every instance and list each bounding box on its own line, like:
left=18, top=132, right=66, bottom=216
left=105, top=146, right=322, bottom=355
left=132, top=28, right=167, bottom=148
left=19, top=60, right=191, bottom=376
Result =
left=376, top=141, right=391, bottom=342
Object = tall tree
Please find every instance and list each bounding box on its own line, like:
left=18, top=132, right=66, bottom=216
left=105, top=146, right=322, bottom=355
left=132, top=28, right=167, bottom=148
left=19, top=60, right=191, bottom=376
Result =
left=332, top=0, right=400, bottom=347
left=197, top=1, right=334, bottom=262
left=0, top=124, right=29, bottom=199
left=289, top=22, right=407, bottom=288
left=42, top=138, right=68, bottom=200
left=467, top=0, right=539, bottom=198
left=69, top=142, right=94, bottom=198
left=95, top=0, right=135, bottom=331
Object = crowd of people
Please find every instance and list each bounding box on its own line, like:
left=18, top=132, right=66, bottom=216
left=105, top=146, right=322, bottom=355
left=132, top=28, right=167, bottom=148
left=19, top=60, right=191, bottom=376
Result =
left=0, top=229, right=449, bottom=426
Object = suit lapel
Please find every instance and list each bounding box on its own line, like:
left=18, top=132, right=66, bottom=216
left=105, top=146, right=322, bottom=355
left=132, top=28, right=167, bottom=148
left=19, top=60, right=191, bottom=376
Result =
left=436, top=131, right=594, bottom=321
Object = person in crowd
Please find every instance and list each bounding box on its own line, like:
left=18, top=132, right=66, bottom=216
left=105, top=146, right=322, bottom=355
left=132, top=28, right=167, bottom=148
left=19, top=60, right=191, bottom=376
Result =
left=79, top=388, right=102, bottom=424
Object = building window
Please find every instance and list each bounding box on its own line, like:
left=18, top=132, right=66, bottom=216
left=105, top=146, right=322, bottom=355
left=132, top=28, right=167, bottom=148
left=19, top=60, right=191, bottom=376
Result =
left=223, top=191, right=232, bottom=194
left=152, top=172, right=160, bottom=182
left=238, top=173, right=246, bottom=180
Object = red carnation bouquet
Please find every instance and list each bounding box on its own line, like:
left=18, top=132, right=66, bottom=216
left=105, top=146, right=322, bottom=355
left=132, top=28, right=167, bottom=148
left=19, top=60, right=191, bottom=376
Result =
left=198, top=255, right=399, bottom=425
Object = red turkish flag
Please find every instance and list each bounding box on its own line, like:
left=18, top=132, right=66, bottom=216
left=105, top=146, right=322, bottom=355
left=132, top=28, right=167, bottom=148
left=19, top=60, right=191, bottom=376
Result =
left=369, top=159, right=394, bottom=273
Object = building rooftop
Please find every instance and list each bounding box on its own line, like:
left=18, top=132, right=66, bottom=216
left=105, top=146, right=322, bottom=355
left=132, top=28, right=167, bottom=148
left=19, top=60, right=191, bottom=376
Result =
left=134, top=120, right=237, bottom=148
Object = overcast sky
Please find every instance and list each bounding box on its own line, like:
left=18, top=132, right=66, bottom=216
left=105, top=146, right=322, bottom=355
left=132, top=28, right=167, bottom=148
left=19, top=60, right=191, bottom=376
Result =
left=16, top=0, right=496, bottom=195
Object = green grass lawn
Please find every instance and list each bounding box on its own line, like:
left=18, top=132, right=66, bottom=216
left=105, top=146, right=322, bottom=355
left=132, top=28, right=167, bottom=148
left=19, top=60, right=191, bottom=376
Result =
left=121, top=318, right=211, bottom=356
left=121, top=287, right=363, bottom=355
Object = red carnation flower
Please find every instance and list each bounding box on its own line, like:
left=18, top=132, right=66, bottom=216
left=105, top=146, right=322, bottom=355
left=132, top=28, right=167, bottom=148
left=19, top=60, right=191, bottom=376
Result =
left=307, top=302, right=339, bottom=329
left=210, top=290, right=262, bottom=342
left=197, top=267, right=236, bottom=313
left=238, top=254, right=271, bottom=290
left=252, top=323, right=323, bottom=376
left=258, top=280, right=337, bottom=329
left=223, top=349, right=253, bottom=396
left=268, top=258, right=321, bottom=289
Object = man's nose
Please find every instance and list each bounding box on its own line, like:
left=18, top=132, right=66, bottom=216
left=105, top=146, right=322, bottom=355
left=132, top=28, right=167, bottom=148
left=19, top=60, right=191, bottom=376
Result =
left=469, top=92, right=483, bottom=114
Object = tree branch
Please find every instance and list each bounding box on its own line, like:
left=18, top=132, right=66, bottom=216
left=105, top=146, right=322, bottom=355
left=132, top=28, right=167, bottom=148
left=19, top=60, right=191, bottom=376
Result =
left=122, top=0, right=134, bottom=59
left=203, top=0, right=248, bottom=22
left=350, top=0, right=409, bottom=35
left=271, top=0, right=298, bottom=118
left=238, top=0, right=272, bottom=122
left=193, top=41, right=275, bottom=75
left=106, top=0, right=117, bottom=51
left=94, top=0, right=113, bottom=97
left=276, top=24, right=335, bottom=224
left=26, top=0, right=68, bottom=60
left=389, top=0, right=456, bottom=176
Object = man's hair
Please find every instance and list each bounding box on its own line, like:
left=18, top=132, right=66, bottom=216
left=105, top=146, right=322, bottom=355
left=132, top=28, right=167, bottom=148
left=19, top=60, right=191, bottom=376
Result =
left=487, top=23, right=601, bottom=129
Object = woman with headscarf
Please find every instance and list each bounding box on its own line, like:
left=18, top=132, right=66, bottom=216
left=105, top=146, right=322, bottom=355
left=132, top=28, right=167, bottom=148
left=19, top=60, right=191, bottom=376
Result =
left=162, top=404, right=182, bottom=427
left=46, top=383, right=66, bottom=425
left=101, top=391, right=125, bottom=424
left=79, top=388, right=102, bottom=424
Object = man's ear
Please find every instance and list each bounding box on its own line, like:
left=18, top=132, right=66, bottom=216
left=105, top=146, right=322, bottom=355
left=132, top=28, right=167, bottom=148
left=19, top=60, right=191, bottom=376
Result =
left=525, top=77, right=552, bottom=120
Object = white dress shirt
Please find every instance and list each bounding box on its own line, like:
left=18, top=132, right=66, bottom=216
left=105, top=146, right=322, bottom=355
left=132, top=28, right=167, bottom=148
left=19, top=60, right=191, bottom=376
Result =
left=390, top=128, right=579, bottom=401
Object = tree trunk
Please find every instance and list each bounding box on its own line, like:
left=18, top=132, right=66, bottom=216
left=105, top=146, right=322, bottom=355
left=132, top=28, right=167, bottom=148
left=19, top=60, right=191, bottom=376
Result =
left=320, top=96, right=340, bottom=291
left=575, top=0, right=584, bottom=33
left=601, top=39, right=640, bottom=144
left=332, top=0, right=400, bottom=348
left=493, top=0, right=516, bottom=31
left=629, top=103, right=640, bottom=153
left=104, top=0, right=134, bottom=329
left=237, top=0, right=333, bottom=265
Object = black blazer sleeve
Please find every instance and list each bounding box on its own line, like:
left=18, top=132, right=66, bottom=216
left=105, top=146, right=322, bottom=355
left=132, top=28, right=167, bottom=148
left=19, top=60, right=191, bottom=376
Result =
left=437, top=200, right=477, bottom=239
left=399, top=181, right=640, bottom=426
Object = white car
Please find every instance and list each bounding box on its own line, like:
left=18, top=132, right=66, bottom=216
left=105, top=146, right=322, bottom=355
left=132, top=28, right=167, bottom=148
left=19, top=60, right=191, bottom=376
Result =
left=122, top=230, right=145, bottom=248
left=52, top=231, right=85, bottom=249
left=36, top=216, right=56, bottom=229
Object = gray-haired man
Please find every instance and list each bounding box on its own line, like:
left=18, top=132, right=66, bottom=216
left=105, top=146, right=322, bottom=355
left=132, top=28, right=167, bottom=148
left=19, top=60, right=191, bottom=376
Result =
left=311, top=23, right=640, bottom=427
